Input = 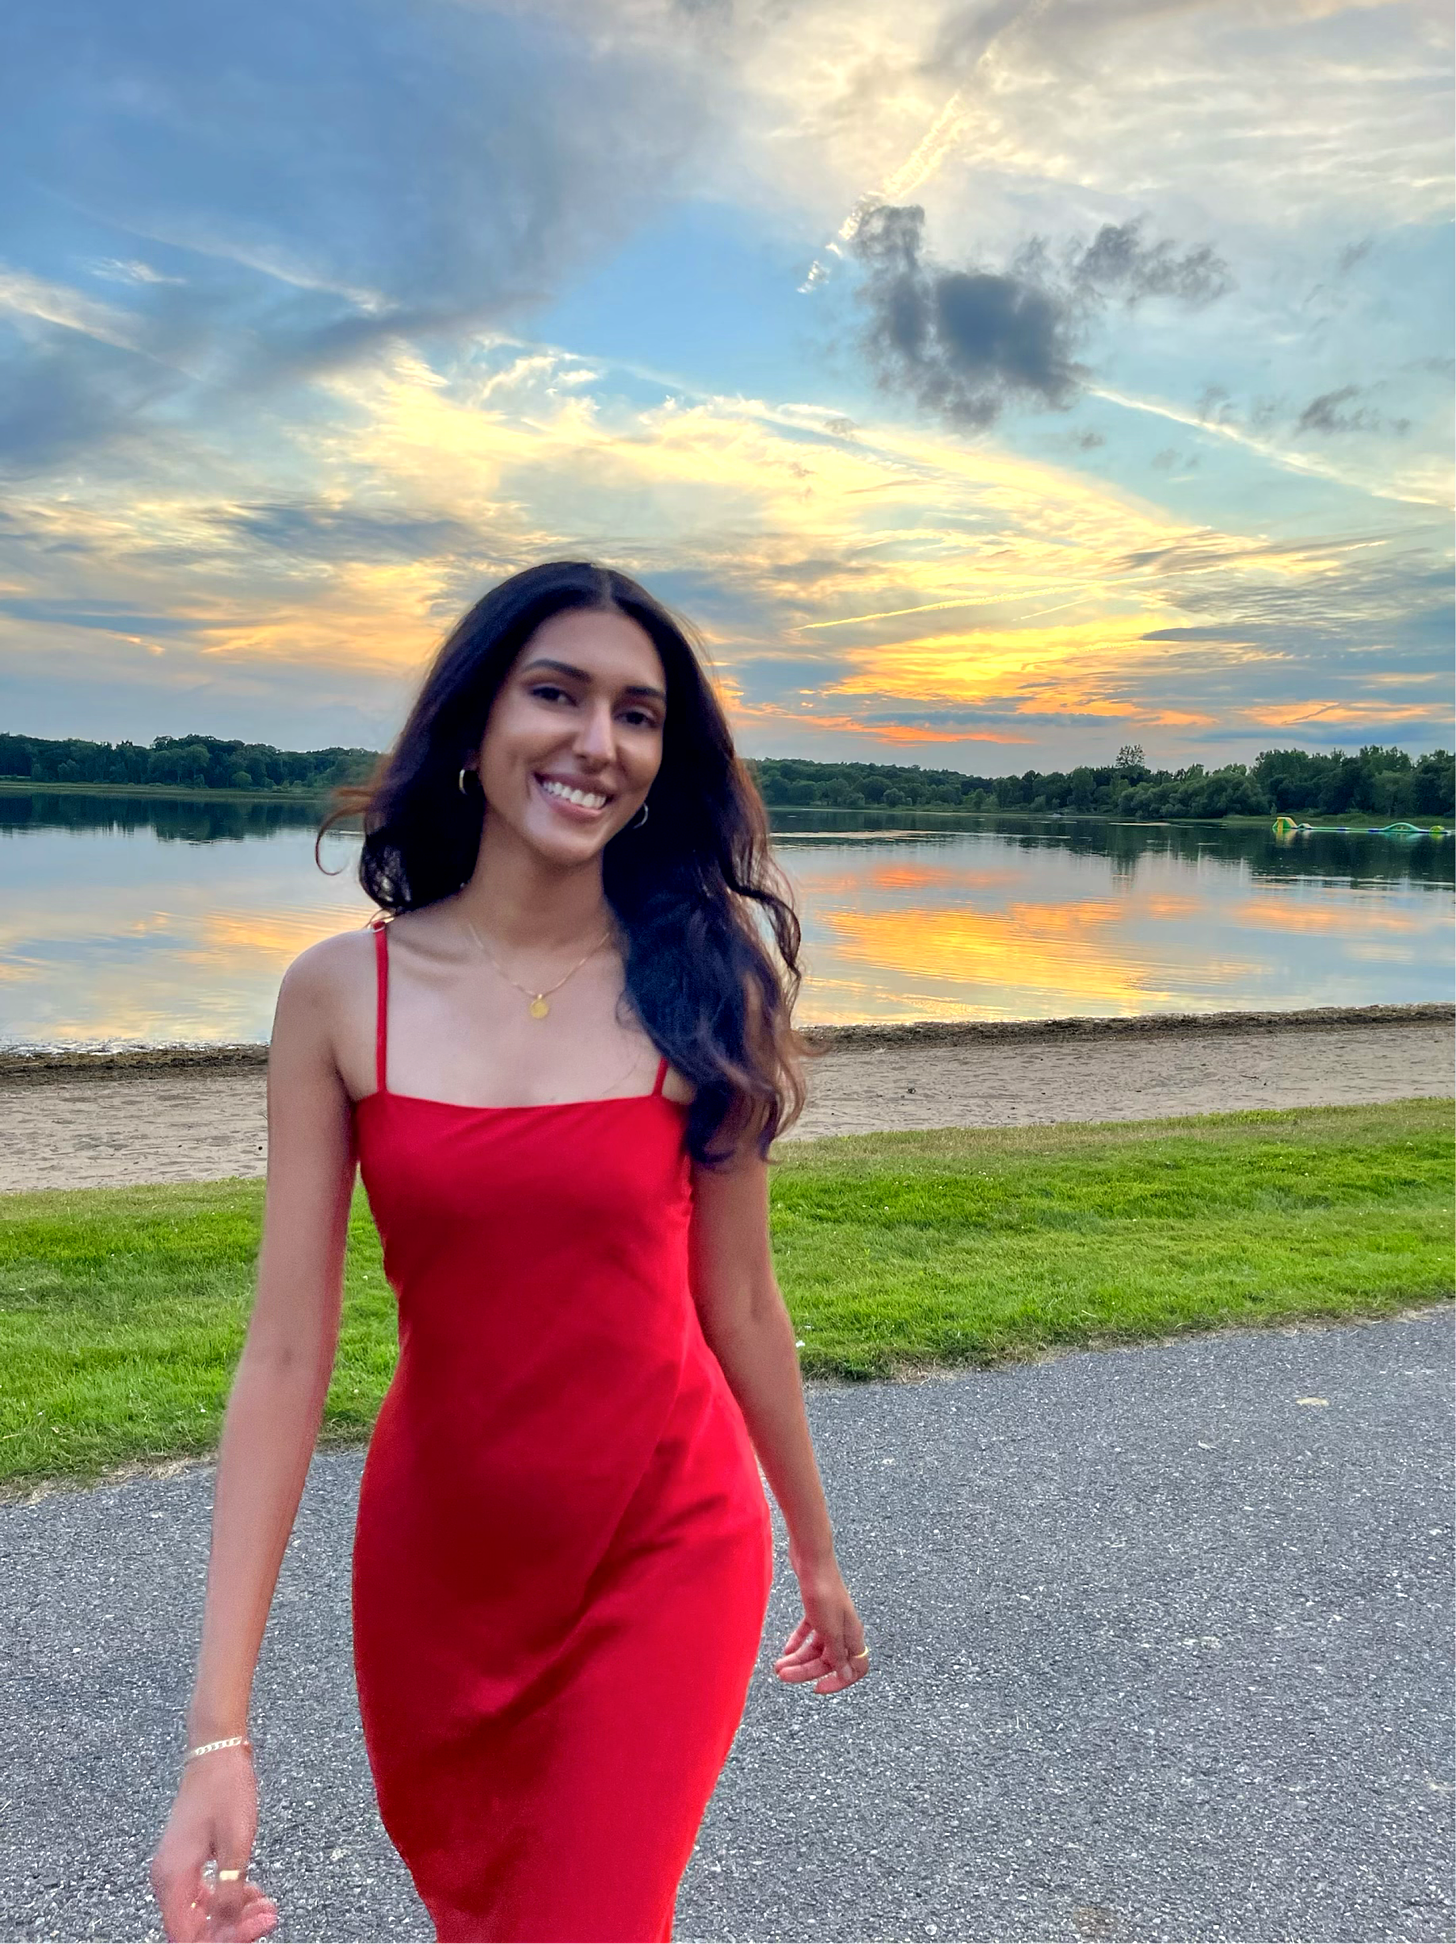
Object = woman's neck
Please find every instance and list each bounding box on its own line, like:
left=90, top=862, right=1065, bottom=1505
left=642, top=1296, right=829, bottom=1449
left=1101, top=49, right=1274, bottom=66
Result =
left=454, top=822, right=614, bottom=953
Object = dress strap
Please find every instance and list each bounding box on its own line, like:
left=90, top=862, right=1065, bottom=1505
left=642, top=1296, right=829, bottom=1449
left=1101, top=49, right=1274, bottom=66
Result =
left=370, top=915, right=389, bottom=1095
left=651, top=1053, right=669, bottom=1098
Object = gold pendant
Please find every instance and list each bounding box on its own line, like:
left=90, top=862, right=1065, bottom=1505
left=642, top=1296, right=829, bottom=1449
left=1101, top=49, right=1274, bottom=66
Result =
left=528, top=995, right=550, bottom=1019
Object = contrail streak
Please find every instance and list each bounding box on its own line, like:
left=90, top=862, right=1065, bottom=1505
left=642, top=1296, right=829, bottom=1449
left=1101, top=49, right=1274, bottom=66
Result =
left=1088, top=386, right=1449, bottom=510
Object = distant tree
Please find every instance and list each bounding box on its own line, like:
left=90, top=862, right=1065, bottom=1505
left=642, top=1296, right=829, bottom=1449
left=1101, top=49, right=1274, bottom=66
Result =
left=1413, top=751, right=1455, bottom=816
left=3, top=731, right=1450, bottom=819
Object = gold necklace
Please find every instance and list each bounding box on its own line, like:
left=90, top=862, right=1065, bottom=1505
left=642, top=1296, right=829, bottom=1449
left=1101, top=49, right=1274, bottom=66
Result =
left=462, top=914, right=613, bottom=1019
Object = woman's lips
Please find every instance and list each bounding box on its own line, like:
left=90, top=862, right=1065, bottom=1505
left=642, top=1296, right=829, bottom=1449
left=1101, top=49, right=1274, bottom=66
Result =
left=533, top=772, right=611, bottom=819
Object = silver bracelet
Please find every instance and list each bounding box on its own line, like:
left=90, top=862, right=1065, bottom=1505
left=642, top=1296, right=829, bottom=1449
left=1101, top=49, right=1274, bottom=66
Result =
left=184, top=1734, right=252, bottom=1762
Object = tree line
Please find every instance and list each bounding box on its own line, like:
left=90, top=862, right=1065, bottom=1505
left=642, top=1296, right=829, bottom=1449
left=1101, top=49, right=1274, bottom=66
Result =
left=753, top=743, right=1453, bottom=819
left=2, top=731, right=1452, bottom=821
left=0, top=732, right=376, bottom=795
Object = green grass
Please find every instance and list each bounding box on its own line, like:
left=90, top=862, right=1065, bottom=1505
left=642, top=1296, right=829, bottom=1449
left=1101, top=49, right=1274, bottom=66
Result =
left=1, top=1099, right=1450, bottom=1494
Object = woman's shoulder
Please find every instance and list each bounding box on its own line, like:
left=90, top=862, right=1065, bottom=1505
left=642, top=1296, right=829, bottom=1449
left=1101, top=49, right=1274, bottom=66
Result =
left=277, top=920, right=378, bottom=1009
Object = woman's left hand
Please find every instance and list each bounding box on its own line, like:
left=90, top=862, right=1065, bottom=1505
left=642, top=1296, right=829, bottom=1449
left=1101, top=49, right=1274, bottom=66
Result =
left=773, top=1557, right=870, bottom=1694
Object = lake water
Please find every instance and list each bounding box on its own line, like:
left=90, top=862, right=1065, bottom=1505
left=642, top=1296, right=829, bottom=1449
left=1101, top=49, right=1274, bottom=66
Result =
left=1, top=790, right=1451, bottom=1049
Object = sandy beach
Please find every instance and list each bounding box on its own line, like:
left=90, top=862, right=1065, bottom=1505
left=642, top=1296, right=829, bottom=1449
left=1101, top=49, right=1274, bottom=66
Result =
left=0, top=1003, right=1449, bottom=1194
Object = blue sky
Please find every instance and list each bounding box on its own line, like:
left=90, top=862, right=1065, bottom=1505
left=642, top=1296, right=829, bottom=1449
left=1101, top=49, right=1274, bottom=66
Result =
left=0, top=0, right=1451, bottom=772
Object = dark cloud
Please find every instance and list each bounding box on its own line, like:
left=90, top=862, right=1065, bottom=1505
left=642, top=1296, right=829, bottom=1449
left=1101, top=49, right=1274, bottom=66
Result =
left=211, top=503, right=484, bottom=565
left=0, top=0, right=706, bottom=463
left=0, top=596, right=204, bottom=636
left=849, top=205, right=1085, bottom=429
left=0, top=324, right=182, bottom=476
left=849, top=205, right=1232, bottom=432
left=1295, top=384, right=1410, bottom=437
left=1139, top=626, right=1263, bottom=643
left=1127, top=534, right=1454, bottom=672
left=1196, top=377, right=1413, bottom=441
left=1195, top=381, right=1235, bottom=427
left=1067, top=222, right=1234, bottom=307
left=1296, top=385, right=1370, bottom=434
left=1196, top=382, right=1282, bottom=435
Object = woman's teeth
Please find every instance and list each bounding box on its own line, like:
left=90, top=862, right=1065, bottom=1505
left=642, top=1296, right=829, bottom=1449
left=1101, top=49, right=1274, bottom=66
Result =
left=538, top=776, right=608, bottom=810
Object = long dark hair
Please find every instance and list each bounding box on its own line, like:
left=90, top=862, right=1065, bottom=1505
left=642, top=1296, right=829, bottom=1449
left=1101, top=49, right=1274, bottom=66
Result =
left=317, top=560, right=812, bottom=1165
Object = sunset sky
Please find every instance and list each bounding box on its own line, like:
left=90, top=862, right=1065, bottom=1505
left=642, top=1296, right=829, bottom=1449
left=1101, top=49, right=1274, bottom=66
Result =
left=1, top=0, right=1451, bottom=774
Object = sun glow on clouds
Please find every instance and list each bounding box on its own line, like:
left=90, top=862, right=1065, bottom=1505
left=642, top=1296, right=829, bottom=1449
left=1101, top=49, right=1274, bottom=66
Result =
left=826, top=618, right=1222, bottom=726
left=1248, top=699, right=1445, bottom=729
left=1, top=0, right=1451, bottom=762
left=5, top=330, right=1449, bottom=764
left=306, top=343, right=1253, bottom=748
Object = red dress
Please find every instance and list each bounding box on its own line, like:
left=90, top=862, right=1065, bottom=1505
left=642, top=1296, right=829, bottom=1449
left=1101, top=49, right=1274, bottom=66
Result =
left=349, top=916, right=774, bottom=1943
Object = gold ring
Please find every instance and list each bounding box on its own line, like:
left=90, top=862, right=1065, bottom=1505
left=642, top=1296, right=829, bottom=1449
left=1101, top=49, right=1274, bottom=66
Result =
left=216, top=1868, right=244, bottom=1883
left=851, top=1647, right=871, bottom=1662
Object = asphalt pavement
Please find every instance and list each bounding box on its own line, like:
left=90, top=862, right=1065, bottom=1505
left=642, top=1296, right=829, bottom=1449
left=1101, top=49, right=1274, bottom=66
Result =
left=2, top=1307, right=1451, bottom=1944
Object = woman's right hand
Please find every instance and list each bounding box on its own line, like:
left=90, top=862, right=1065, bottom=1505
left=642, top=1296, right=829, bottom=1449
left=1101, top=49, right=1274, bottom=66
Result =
left=149, top=1749, right=279, bottom=1943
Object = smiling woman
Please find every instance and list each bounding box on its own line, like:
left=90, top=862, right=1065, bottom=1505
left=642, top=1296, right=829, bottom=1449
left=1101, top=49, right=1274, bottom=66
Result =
left=148, top=560, right=872, bottom=1944
left=319, top=560, right=808, bottom=1155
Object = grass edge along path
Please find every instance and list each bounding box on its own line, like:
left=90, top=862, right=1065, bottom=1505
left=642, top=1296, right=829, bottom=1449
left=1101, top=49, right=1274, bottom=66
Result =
left=0, top=1099, right=1450, bottom=1498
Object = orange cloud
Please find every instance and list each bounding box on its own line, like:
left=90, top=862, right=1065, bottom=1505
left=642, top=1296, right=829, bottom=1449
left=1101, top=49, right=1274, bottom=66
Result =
left=6, top=335, right=1444, bottom=758
left=1243, top=700, right=1451, bottom=728
left=857, top=721, right=1016, bottom=745
left=728, top=699, right=1035, bottom=745
left=824, top=616, right=1225, bottom=728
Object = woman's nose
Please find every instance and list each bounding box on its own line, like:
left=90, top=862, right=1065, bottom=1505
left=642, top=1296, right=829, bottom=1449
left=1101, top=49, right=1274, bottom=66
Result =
left=573, top=699, right=616, bottom=760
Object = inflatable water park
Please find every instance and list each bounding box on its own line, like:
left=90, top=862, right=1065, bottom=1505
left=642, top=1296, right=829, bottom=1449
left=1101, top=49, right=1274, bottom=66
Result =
left=1272, top=816, right=1450, bottom=838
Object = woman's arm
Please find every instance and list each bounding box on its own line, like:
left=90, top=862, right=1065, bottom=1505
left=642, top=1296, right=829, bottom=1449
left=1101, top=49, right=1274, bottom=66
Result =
left=184, top=941, right=358, bottom=1740
left=151, top=939, right=360, bottom=1941
left=688, top=1148, right=869, bottom=1694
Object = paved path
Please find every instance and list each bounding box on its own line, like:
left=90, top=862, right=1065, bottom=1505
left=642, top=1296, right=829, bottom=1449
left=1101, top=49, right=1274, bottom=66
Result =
left=2, top=1308, right=1451, bottom=1943
left=1, top=1014, right=1450, bottom=1192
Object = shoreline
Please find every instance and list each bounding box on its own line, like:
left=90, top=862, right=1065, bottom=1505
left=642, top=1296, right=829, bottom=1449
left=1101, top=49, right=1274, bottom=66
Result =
left=0, top=1005, right=1449, bottom=1194
left=2, top=1000, right=1451, bottom=1077
left=4, top=780, right=1448, bottom=834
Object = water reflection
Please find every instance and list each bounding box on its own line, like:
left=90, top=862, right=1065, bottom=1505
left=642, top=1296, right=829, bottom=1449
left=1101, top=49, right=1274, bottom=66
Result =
left=0, top=788, right=327, bottom=845
left=1, top=791, right=1450, bottom=1046
left=774, top=829, right=1451, bottom=1023
left=1, top=796, right=372, bottom=1047
left=769, top=807, right=1455, bottom=891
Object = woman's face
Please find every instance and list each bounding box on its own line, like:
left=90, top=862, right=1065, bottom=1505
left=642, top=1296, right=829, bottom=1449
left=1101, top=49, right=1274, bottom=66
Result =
left=473, top=605, right=667, bottom=866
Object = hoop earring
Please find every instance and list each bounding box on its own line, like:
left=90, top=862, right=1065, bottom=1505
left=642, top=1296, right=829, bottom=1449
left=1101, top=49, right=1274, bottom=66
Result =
left=627, top=799, right=650, bottom=830
left=458, top=767, right=475, bottom=795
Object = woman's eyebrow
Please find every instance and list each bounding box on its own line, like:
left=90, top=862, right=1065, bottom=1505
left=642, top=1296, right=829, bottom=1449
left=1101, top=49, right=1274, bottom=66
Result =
left=520, top=656, right=666, bottom=702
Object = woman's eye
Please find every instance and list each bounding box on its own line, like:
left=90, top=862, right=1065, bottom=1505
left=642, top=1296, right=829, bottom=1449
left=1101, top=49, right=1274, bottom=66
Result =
left=529, top=684, right=657, bottom=729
